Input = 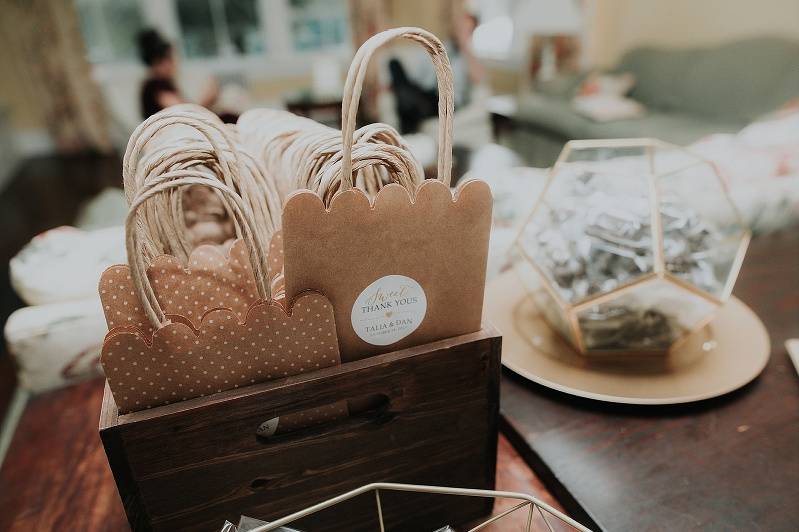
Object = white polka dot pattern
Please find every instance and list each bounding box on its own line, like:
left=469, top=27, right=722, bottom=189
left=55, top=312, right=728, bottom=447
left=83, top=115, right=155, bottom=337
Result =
left=101, top=293, right=340, bottom=413
left=267, top=230, right=284, bottom=277
left=99, top=239, right=261, bottom=335
left=100, top=264, right=155, bottom=337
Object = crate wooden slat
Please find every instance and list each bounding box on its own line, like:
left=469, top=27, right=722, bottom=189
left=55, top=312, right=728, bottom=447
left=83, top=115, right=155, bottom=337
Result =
left=100, top=326, right=501, bottom=532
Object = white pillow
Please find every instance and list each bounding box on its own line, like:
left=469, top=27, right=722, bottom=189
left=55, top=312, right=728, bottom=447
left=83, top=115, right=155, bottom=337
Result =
left=5, top=298, right=106, bottom=392
left=577, top=72, right=636, bottom=97
left=10, top=225, right=125, bottom=306
left=572, top=94, right=645, bottom=122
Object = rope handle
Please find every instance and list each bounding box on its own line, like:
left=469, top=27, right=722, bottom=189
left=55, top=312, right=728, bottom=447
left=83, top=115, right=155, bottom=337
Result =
left=121, top=105, right=280, bottom=270
left=123, top=105, right=247, bottom=203
left=125, top=171, right=271, bottom=329
left=340, top=27, right=454, bottom=190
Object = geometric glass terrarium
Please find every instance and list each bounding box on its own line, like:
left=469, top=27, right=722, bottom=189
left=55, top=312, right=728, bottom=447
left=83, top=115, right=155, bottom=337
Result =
left=512, top=139, right=750, bottom=355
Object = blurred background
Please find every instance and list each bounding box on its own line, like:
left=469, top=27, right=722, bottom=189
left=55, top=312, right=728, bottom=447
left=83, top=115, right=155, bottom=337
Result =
left=0, top=0, right=798, bottom=446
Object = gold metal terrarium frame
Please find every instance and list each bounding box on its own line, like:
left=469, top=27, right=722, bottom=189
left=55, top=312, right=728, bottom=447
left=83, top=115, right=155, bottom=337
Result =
left=246, top=482, right=591, bottom=531
left=512, top=138, right=751, bottom=355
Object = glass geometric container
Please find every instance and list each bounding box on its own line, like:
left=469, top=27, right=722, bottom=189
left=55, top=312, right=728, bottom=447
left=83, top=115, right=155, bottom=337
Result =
left=512, top=139, right=750, bottom=355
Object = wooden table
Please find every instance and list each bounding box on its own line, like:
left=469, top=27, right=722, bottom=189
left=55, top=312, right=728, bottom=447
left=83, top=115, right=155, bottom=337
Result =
left=500, top=230, right=799, bottom=531
left=0, top=377, right=564, bottom=531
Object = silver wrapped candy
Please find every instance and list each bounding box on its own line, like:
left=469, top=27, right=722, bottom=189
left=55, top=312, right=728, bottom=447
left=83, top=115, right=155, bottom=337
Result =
left=514, top=140, right=750, bottom=354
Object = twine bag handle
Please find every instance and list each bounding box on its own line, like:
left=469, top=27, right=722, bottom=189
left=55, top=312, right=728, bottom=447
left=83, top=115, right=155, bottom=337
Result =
left=134, top=148, right=225, bottom=260
left=123, top=105, right=246, bottom=203
left=123, top=111, right=247, bottom=258
left=124, top=106, right=279, bottom=266
left=314, top=143, right=421, bottom=205
left=144, top=141, right=281, bottom=239
left=126, top=171, right=271, bottom=329
left=340, top=27, right=454, bottom=190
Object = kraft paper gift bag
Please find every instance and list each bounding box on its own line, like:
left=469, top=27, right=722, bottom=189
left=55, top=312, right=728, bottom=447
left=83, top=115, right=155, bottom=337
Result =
left=99, top=164, right=341, bottom=414
left=281, top=28, right=493, bottom=362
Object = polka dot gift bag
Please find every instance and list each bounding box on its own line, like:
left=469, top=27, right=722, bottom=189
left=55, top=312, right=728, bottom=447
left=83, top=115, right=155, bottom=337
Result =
left=99, top=171, right=341, bottom=415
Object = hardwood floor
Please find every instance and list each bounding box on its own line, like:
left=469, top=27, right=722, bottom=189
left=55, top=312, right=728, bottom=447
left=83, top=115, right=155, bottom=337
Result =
left=0, top=378, right=127, bottom=531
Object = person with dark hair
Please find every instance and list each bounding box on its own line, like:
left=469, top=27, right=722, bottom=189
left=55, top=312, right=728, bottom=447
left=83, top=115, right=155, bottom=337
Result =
left=388, top=11, right=483, bottom=134
left=388, top=58, right=439, bottom=135
left=137, top=29, right=219, bottom=119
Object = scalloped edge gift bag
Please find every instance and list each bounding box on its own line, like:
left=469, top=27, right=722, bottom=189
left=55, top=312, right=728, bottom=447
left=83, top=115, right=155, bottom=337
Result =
left=282, top=28, right=493, bottom=362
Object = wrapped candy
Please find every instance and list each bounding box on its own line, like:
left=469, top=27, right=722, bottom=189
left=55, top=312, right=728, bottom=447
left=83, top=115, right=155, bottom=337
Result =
left=513, top=139, right=750, bottom=353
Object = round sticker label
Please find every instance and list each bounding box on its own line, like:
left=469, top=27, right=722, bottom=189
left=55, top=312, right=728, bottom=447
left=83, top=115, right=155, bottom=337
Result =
left=351, top=275, right=427, bottom=346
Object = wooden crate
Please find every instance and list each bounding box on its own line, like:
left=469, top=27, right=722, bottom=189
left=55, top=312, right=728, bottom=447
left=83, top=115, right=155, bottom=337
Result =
left=99, top=326, right=501, bottom=531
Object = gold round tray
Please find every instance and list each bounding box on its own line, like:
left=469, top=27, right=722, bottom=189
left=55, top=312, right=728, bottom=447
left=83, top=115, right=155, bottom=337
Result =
left=486, top=271, right=770, bottom=405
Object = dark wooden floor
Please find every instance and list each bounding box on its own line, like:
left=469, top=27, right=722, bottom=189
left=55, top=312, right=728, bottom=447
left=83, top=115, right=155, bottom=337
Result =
left=0, top=153, right=122, bottom=419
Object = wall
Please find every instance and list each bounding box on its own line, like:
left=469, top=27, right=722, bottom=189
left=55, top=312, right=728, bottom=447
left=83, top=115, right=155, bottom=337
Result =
left=586, top=0, right=799, bottom=67
left=387, top=0, right=450, bottom=38
left=0, top=21, right=50, bottom=157
left=0, top=28, right=44, bottom=132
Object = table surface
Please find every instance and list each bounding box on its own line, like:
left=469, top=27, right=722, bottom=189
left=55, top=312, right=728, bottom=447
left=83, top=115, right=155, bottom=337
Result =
left=0, top=377, right=566, bottom=531
left=500, top=230, right=799, bottom=532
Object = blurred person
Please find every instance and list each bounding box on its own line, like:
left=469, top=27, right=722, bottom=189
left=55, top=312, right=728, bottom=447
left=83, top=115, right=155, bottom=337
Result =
left=389, top=11, right=484, bottom=134
left=137, top=29, right=242, bottom=247
left=137, top=29, right=220, bottom=119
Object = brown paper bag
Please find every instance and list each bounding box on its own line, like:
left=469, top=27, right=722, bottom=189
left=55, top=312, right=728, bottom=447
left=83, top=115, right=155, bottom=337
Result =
left=282, top=28, right=493, bottom=361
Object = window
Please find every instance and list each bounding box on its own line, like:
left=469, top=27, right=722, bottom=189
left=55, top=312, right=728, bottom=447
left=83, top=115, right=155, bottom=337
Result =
left=77, top=0, right=351, bottom=68
left=225, top=0, right=264, bottom=55
left=176, top=0, right=264, bottom=58
left=289, top=0, right=349, bottom=52
left=77, top=0, right=145, bottom=63
left=176, top=0, right=218, bottom=58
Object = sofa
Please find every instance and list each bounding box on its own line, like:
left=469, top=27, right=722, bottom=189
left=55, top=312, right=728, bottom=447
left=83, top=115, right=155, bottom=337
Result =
left=503, top=37, right=799, bottom=167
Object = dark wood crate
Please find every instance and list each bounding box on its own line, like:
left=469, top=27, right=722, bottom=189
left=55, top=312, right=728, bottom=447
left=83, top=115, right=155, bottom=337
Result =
left=99, top=326, right=501, bottom=532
